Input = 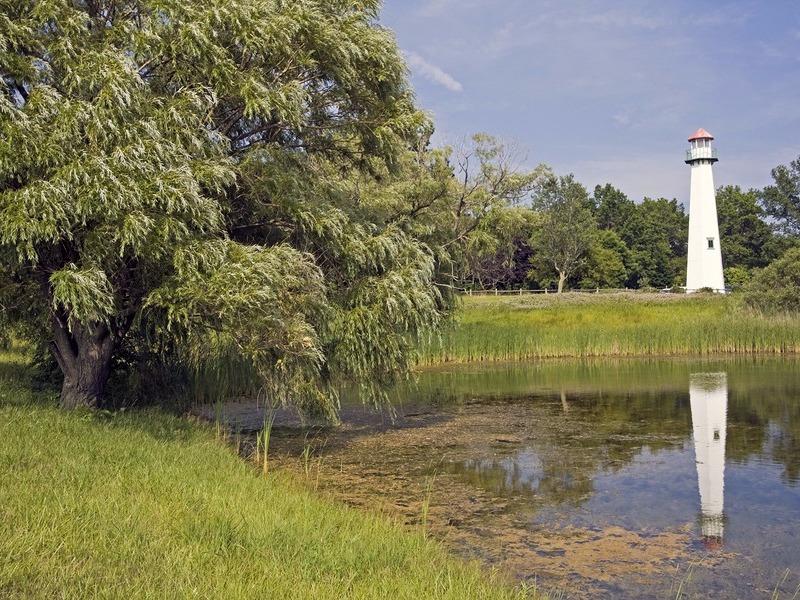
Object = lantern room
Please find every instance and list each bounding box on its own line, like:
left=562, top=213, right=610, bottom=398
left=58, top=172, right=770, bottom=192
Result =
left=685, top=128, right=718, bottom=164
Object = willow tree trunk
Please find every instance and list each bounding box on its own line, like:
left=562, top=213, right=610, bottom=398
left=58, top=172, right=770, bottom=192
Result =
left=50, top=315, right=117, bottom=410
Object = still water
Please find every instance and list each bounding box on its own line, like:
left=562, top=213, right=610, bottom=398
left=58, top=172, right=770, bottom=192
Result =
left=268, top=357, right=800, bottom=598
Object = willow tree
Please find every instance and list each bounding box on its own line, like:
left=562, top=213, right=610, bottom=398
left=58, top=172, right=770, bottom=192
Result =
left=0, top=0, right=445, bottom=414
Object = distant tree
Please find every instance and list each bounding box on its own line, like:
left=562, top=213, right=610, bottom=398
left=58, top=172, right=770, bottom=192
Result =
left=716, top=185, right=776, bottom=270
left=579, top=230, right=630, bottom=289
left=593, top=184, right=637, bottom=239
left=626, top=198, right=688, bottom=288
left=463, top=207, right=538, bottom=290
left=743, top=247, right=800, bottom=313
left=440, top=135, right=547, bottom=289
left=759, top=156, right=800, bottom=237
left=529, top=174, right=596, bottom=293
left=723, top=266, right=751, bottom=291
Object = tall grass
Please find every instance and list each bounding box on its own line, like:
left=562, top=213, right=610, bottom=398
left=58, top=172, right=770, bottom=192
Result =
left=0, top=349, right=532, bottom=599
left=420, top=292, right=800, bottom=364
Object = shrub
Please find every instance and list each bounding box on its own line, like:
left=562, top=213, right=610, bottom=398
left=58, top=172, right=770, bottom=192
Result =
left=724, top=266, right=751, bottom=291
left=743, top=247, right=800, bottom=313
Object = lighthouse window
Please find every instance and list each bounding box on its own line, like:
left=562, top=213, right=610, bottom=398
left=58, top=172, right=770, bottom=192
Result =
left=707, top=238, right=714, bottom=249
left=713, top=429, right=720, bottom=441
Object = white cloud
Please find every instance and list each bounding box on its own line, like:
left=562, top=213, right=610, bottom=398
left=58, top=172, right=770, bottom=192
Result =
left=414, top=0, right=452, bottom=16
left=485, top=22, right=517, bottom=58
left=613, top=113, right=632, bottom=126
left=757, top=41, right=786, bottom=59
left=404, top=51, right=463, bottom=92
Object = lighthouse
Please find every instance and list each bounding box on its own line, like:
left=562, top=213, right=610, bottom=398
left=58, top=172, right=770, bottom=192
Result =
left=689, top=372, right=728, bottom=550
left=685, top=128, right=725, bottom=293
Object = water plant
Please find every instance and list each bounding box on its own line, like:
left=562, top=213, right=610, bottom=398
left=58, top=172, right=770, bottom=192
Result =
left=254, top=412, right=275, bottom=474
left=421, top=471, right=437, bottom=537
left=772, top=568, right=800, bottom=600
left=671, top=558, right=704, bottom=599
left=419, top=293, right=800, bottom=364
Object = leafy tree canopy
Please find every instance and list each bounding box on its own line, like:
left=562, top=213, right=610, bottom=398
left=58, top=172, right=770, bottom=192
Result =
left=579, top=229, right=630, bottom=289
left=625, top=198, right=687, bottom=289
left=593, top=183, right=636, bottom=238
left=528, top=173, right=596, bottom=293
left=743, top=247, right=800, bottom=314
left=716, top=185, right=776, bottom=270
left=0, top=0, right=446, bottom=416
left=759, top=155, right=800, bottom=237
left=438, top=135, right=547, bottom=290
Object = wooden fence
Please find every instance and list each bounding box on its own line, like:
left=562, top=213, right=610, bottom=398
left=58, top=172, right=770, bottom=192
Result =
left=461, top=288, right=642, bottom=296
left=460, top=286, right=730, bottom=296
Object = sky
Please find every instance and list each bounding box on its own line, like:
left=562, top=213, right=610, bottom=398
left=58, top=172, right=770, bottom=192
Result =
left=379, top=0, right=800, bottom=206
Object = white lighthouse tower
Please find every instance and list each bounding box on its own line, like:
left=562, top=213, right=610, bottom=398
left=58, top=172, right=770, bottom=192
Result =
left=685, top=128, right=725, bottom=293
left=689, top=372, right=728, bottom=550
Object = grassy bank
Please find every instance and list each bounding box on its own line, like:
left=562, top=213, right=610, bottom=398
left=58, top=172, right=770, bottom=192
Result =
left=420, top=292, right=800, bottom=363
left=0, top=348, right=530, bottom=599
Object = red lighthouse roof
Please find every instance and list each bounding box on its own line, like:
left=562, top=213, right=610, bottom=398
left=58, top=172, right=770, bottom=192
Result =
left=688, top=128, right=714, bottom=141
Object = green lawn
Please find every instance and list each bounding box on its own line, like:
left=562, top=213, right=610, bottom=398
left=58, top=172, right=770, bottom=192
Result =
left=420, top=292, right=800, bottom=363
left=0, top=348, right=531, bottom=599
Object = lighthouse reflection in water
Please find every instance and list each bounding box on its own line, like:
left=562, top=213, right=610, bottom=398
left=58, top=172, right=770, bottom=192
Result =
left=689, top=372, right=728, bottom=550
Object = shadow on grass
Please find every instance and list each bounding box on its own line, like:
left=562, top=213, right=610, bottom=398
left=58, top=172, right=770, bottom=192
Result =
left=0, top=351, right=206, bottom=446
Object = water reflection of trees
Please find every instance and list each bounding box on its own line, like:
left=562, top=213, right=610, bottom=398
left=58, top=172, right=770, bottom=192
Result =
left=440, top=388, right=691, bottom=510
left=728, top=388, right=800, bottom=486
left=449, top=450, right=595, bottom=508
left=414, top=357, right=800, bottom=505
left=555, top=383, right=800, bottom=489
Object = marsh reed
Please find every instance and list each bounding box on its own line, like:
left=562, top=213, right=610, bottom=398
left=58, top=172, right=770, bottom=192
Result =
left=420, top=293, right=800, bottom=364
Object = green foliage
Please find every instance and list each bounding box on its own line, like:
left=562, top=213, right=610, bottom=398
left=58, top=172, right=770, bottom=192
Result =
left=588, top=186, right=691, bottom=290
left=717, top=185, right=776, bottom=269
left=626, top=198, right=688, bottom=289
left=724, top=265, right=751, bottom=291
left=437, top=135, right=548, bottom=289
left=743, top=247, right=800, bottom=314
left=579, top=230, right=629, bottom=289
left=759, top=156, right=800, bottom=236
left=461, top=206, right=537, bottom=290
left=0, top=0, right=446, bottom=414
left=528, top=173, right=596, bottom=292
left=49, top=264, right=116, bottom=326
left=593, top=183, right=636, bottom=236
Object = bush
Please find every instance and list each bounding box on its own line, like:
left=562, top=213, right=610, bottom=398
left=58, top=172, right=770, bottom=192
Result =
left=743, top=247, right=800, bottom=313
left=724, top=266, right=751, bottom=291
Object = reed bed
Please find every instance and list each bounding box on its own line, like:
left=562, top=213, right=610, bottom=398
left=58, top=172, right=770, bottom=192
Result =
left=420, top=292, right=800, bottom=364
left=0, top=349, right=532, bottom=599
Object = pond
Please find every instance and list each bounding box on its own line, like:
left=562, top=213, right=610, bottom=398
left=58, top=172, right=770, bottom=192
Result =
left=221, top=357, right=800, bottom=598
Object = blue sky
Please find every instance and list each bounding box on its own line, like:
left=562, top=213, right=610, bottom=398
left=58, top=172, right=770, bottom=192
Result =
left=380, top=1, right=800, bottom=205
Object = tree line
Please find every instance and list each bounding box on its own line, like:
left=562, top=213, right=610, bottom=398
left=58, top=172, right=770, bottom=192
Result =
left=1, top=0, right=798, bottom=414
left=458, top=152, right=800, bottom=294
